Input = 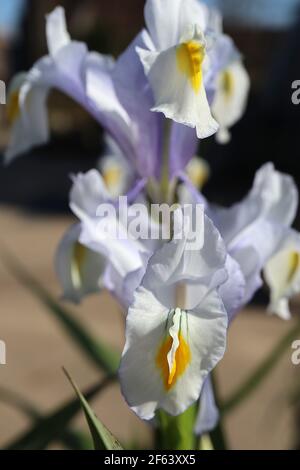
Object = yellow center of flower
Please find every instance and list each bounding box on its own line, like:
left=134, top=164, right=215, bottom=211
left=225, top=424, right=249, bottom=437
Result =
left=156, top=333, right=191, bottom=391
left=103, top=166, right=122, bottom=192
left=176, top=41, right=205, bottom=94
left=221, top=70, right=234, bottom=99
left=287, top=251, right=300, bottom=284
left=7, top=90, right=21, bottom=124
left=71, top=242, right=87, bottom=288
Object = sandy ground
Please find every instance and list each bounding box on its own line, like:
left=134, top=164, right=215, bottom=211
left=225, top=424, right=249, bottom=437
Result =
left=0, top=205, right=299, bottom=450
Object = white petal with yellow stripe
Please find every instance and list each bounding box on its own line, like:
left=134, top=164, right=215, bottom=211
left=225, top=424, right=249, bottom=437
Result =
left=55, top=224, right=106, bottom=304
left=119, top=209, right=228, bottom=419
left=137, top=24, right=218, bottom=139
left=264, top=231, right=300, bottom=320
left=5, top=73, right=49, bottom=163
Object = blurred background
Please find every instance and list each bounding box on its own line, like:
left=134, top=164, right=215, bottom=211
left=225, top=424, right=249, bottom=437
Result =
left=0, top=0, right=300, bottom=450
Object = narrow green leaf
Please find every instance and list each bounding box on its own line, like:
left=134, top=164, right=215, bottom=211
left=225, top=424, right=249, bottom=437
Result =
left=221, top=320, right=300, bottom=415
left=6, top=375, right=113, bottom=450
left=63, top=368, right=123, bottom=450
left=2, top=254, right=120, bottom=374
left=0, top=386, right=93, bottom=450
left=59, top=429, right=94, bottom=450
left=0, top=386, right=41, bottom=421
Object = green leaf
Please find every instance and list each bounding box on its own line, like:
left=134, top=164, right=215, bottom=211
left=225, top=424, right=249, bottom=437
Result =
left=59, top=429, right=94, bottom=450
left=0, top=386, right=93, bottom=450
left=221, top=320, right=300, bottom=415
left=0, top=386, right=41, bottom=421
left=6, top=375, right=113, bottom=450
left=2, top=254, right=120, bottom=374
left=63, top=368, right=123, bottom=450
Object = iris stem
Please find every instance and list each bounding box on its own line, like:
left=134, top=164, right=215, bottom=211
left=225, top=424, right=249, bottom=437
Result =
left=155, top=404, right=198, bottom=450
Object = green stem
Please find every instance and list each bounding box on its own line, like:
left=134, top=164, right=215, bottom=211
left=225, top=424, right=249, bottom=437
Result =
left=160, top=119, right=172, bottom=204
left=155, top=404, right=198, bottom=450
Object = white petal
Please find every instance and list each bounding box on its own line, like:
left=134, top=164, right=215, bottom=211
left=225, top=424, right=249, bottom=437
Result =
left=99, top=137, right=132, bottom=198
left=144, top=0, right=183, bottom=50
left=55, top=224, right=106, bottom=303
left=219, top=255, right=245, bottom=323
left=264, top=230, right=300, bottom=319
left=214, top=163, right=298, bottom=248
left=70, top=169, right=111, bottom=218
left=143, top=210, right=228, bottom=310
left=120, top=285, right=227, bottom=420
left=46, top=7, right=70, bottom=57
left=77, top=210, right=147, bottom=285
left=137, top=31, right=218, bottom=138
left=5, top=77, right=49, bottom=163
left=213, top=61, right=250, bottom=144
left=144, top=0, right=208, bottom=50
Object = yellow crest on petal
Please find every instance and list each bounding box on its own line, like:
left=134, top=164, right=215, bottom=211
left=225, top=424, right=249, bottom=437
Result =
left=176, top=41, right=205, bottom=94
left=156, top=332, right=191, bottom=391
left=71, top=242, right=87, bottom=288
left=221, top=69, right=234, bottom=99
left=7, top=90, right=21, bottom=124
left=287, top=251, right=300, bottom=284
left=103, top=166, right=122, bottom=193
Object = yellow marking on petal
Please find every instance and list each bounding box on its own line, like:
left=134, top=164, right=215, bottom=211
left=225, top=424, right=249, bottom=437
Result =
left=287, top=251, right=300, bottom=284
left=176, top=41, right=205, bottom=94
left=7, top=90, right=20, bottom=124
left=221, top=70, right=234, bottom=99
left=103, top=166, right=122, bottom=192
left=186, top=157, right=210, bottom=190
left=71, top=242, right=87, bottom=288
left=156, top=333, right=191, bottom=391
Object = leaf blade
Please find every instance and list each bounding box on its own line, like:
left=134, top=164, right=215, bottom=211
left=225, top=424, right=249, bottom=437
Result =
left=6, top=375, right=113, bottom=450
left=63, top=368, right=123, bottom=450
left=2, top=254, right=120, bottom=374
left=221, top=320, right=300, bottom=415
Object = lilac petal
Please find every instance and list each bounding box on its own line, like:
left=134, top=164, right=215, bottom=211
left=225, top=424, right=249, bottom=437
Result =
left=125, top=178, right=148, bottom=204
left=169, top=122, right=199, bottom=177
left=112, top=31, right=163, bottom=178
left=195, top=376, right=219, bottom=435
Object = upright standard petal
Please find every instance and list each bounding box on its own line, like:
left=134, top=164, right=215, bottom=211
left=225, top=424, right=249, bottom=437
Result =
left=112, top=32, right=163, bottom=178
left=138, top=25, right=219, bottom=139
left=46, top=6, right=71, bottom=57
left=144, top=0, right=208, bottom=50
